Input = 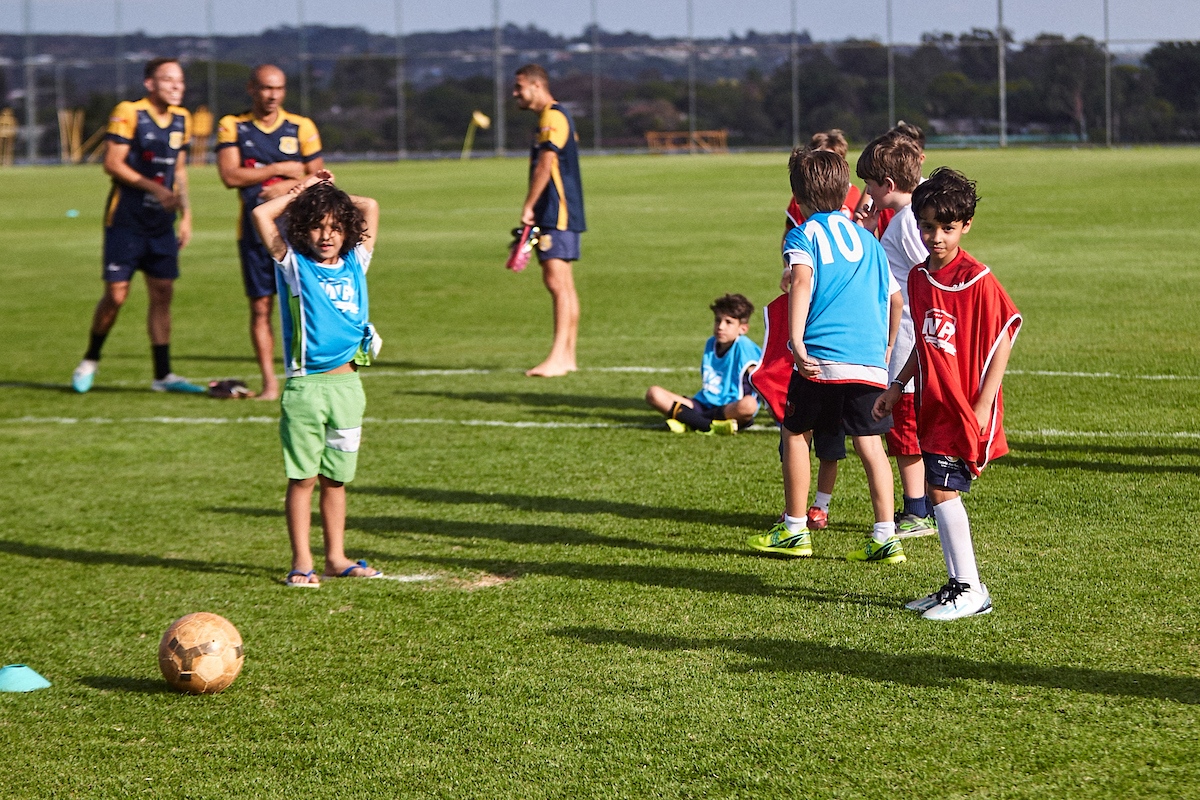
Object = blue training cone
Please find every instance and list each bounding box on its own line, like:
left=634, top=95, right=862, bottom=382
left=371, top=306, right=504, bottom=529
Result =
left=0, top=664, right=51, bottom=692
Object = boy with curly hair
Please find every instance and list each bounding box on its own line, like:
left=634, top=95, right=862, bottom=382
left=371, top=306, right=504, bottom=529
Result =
left=252, top=170, right=383, bottom=587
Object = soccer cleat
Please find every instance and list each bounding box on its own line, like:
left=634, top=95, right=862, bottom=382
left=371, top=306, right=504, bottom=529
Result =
left=845, top=535, right=907, bottom=564
left=746, top=521, right=812, bottom=557
left=151, top=374, right=207, bottom=394
left=665, top=418, right=689, bottom=434
left=709, top=419, right=738, bottom=436
left=905, top=580, right=960, bottom=612
left=805, top=505, right=829, bottom=530
left=922, top=581, right=993, bottom=620
left=895, top=512, right=938, bottom=538
left=71, top=359, right=98, bottom=393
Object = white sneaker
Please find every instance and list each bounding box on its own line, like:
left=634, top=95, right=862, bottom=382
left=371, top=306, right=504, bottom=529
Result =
left=72, top=359, right=98, bottom=393
left=905, top=581, right=956, bottom=612
left=922, top=582, right=992, bottom=620
left=151, top=373, right=206, bottom=394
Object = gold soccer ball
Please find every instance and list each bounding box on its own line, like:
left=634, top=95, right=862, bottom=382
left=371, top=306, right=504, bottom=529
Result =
left=158, top=612, right=244, bottom=694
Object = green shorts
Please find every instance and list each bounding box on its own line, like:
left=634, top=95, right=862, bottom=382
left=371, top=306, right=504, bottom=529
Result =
left=279, top=371, right=366, bottom=482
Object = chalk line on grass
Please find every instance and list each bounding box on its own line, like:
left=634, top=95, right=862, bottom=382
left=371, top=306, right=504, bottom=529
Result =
left=3, top=415, right=1198, bottom=439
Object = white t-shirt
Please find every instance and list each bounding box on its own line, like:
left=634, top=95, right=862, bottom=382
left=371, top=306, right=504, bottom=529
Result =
left=879, top=204, right=928, bottom=392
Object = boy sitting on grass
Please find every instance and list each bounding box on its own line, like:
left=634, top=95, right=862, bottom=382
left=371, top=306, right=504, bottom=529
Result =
left=874, top=167, right=1021, bottom=620
left=252, top=170, right=384, bottom=588
left=645, top=293, right=761, bottom=435
left=747, top=148, right=902, bottom=563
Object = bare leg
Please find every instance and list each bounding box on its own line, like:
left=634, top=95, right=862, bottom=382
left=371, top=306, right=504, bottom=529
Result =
left=285, top=477, right=319, bottom=584
left=318, top=476, right=376, bottom=576
left=897, top=453, right=926, bottom=507
left=145, top=277, right=174, bottom=347
left=853, top=435, right=896, bottom=524
left=249, top=295, right=280, bottom=400
left=526, top=257, right=579, bottom=377
left=815, top=459, right=838, bottom=495
left=646, top=385, right=691, bottom=416
left=781, top=429, right=813, bottom=519
left=89, top=280, right=131, bottom=336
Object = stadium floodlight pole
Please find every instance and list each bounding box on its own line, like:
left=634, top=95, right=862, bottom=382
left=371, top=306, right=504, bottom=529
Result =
left=24, top=0, right=36, bottom=161
left=206, top=0, right=217, bottom=120
left=790, top=0, right=799, bottom=148
left=996, top=0, right=1007, bottom=145
left=493, top=0, right=506, bottom=156
left=1103, top=0, right=1112, bottom=147
left=886, top=0, right=895, bottom=128
left=395, top=0, right=407, bottom=159
left=298, top=0, right=310, bottom=116
left=114, top=0, right=123, bottom=100
left=687, top=0, right=696, bottom=154
left=591, top=0, right=601, bottom=152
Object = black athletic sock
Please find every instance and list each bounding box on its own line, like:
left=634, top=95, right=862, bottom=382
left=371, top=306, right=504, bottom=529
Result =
left=671, top=401, right=713, bottom=432
left=152, top=344, right=171, bottom=381
left=84, top=331, right=108, bottom=362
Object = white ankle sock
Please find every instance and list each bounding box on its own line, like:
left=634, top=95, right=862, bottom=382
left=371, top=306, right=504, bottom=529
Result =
left=783, top=514, right=807, bottom=534
left=813, top=491, right=832, bottom=512
left=872, top=521, right=896, bottom=544
left=933, top=497, right=979, bottom=588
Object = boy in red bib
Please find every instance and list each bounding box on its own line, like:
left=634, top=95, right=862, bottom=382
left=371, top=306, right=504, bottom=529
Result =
left=874, top=168, right=1022, bottom=620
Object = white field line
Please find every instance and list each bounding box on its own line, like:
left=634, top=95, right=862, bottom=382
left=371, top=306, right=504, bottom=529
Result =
left=2, top=415, right=1198, bottom=439
left=6, top=366, right=1193, bottom=389
left=379, top=573, right=438, bottom=583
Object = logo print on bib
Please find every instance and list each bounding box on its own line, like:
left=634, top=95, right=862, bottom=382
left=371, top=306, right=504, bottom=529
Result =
left=168, top=131, right=184, bottom=150
left=321, top=277, right=359, bottom=315
left=278, top=136, right=299, bottom=155
left=922, top=308, right=957, bottom=356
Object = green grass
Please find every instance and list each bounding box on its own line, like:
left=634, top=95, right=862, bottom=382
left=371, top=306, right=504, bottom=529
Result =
left=1, top=149, right=1198, bottom=798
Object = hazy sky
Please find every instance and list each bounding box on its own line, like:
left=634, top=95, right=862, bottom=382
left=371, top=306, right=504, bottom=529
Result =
left=1, top=0, right=1195, bottom=49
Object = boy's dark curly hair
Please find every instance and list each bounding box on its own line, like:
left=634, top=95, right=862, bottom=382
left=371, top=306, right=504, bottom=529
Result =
left=285, top=181, right=369, bottom=259
left=912, top=167, right=979, bottom=224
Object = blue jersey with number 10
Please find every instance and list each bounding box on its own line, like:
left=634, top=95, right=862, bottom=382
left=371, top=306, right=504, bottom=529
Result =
left=782, top=211, right=891, bottom=384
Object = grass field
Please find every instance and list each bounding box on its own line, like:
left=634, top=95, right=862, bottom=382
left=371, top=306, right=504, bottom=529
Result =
left=1, top=149, right=1198, bottom=799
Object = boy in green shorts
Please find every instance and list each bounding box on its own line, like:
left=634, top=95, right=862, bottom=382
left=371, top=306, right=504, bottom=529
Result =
left=252, top=170, right=383, bottom=587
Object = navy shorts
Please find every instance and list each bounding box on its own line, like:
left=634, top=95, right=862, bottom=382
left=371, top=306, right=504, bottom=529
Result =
left=813, top=426, right=847, bottom=460
left=781, top=373, right=892, bottom=438
left=102, top=228, right=178, bottom=282
left=238, top=238, right=278, bottom=298
left=923, top=452, right=975, bottom=493
left=536, top=229, right=581, bottom=262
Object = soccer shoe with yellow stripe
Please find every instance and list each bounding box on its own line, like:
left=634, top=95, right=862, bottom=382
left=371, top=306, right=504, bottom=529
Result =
left=845, top=535, right=907, bottom=564
left=746, top=521, right=812, bottom=557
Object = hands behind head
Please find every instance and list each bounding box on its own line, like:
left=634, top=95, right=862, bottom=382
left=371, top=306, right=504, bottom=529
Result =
left=290, top=169, right=336, bottom=195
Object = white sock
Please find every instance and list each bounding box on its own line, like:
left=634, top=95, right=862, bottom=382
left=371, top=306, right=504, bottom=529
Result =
left=783, top=514, right=807, bottom=534
left=813, top=491, right=832, bottom=512
left=871, top=521, right=896, bottom=544
left=933, top=497, right=979, bottom=588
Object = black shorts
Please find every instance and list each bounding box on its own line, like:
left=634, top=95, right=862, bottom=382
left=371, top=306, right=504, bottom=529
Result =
left=238, top=238, right=278, bottom=298
left=102, top=228, right=179, bottom=282
left=923, top=452, right=975, bottom=493
left=536, top=229, right=581, bottom=262
left=781, top=373, right=892, bottom=438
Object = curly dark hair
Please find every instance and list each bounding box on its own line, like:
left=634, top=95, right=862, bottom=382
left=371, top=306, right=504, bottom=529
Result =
left=285, top=181, right=369, bottom=259
left=912, top=167, right=979, bottom=224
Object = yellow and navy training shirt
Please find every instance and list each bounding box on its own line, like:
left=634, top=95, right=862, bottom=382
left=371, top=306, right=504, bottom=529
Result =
left=216, top=109, right=322, bottom=241
left=104, top=98, right=191, bottom=236
left=529, top=103, right=586, bottom=232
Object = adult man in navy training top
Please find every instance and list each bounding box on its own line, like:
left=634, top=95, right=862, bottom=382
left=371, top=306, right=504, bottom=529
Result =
left=216, top=64, right=324, bottom=400
left=512, top=63, right=587, bottom=378
left=71, top=57, right=204, bottom=395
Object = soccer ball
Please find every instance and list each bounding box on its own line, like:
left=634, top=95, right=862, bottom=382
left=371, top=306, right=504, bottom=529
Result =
left=158, top=612, right=244, bottom=694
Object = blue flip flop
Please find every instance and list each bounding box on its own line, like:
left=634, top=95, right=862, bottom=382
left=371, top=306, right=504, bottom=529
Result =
left=286, top=569, right=321, bottom=588
left=328, top=559, right=383, bottom=579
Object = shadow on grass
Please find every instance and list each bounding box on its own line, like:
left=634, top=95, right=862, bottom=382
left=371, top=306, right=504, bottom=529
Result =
left=554, top=626, right=1200, bottom=705
left=209, top=506, right=750, bottom=558
left=404, top=554, right=887, bottom=599
left=1010, top=440, right=1200, bottom=459
left=0, top=540, right=273, bottom=578
left=997, top=449, right=1200, bottom=476
left=80, top=675, right=175, bottom=695
left=398, top=390, right=650, bottom=423
left=0, top=381, right=147, bottom=395
left=351, top=486, right=773, bottom=531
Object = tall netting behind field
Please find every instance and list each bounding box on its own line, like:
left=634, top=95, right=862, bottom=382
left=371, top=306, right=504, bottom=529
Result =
left=1, top=16, right=1197, bottom=162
